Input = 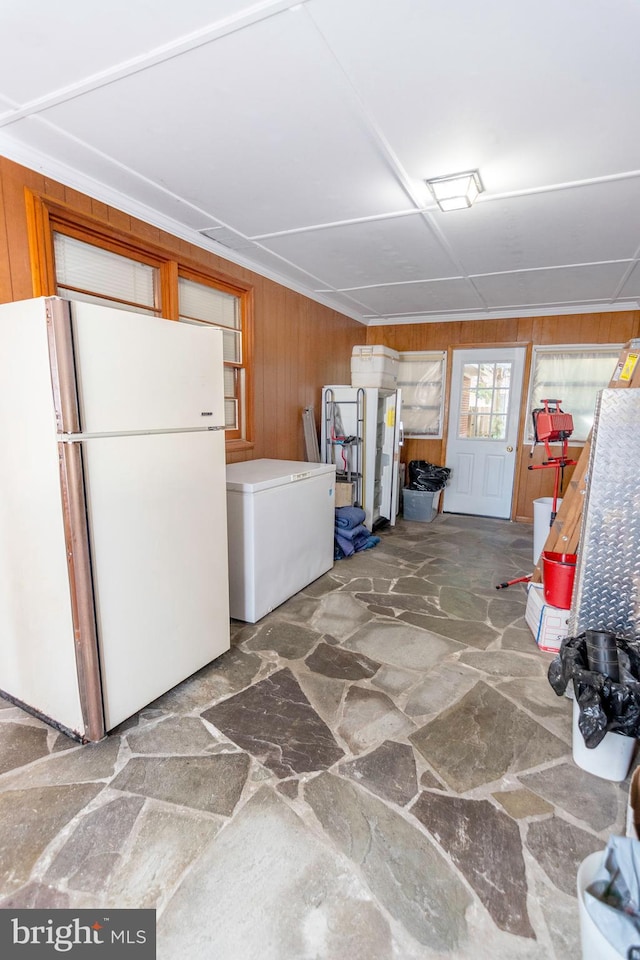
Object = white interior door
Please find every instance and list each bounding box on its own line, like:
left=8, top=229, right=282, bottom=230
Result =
left=443, top=347, right=525, bottom=518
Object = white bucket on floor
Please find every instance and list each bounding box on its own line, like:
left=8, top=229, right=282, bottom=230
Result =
left=533, top=496, right=562, bottom=564
left=577, top=850, right=624, bottom=960
left=572, top=699, right=636, bottom=782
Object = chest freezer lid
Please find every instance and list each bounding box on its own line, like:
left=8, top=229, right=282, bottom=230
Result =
left=226, top=459, right=335, bottom=493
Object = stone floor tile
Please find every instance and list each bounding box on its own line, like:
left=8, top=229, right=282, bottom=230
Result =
left=370, top=664, right=419, bottom=697
left=0, top=784, right=102, bottom=895
left=268, top=593, right=321, bottom=624
left=110, top=753, right=250, bottom=815
left=304, top=772, right=472, bottom=952
left=356, top=592, right=441, bottom=615
left=125, top=717, right=220, bottom=755
left=410, top=791, right=535, bottom=938
left=343, top=620, right=464, bottom=672
left=525, top=816, right=604, bottom=896
left=294, top=670, right=346, bottom=727
left=438, top=586, right=488, bottom=621
left=399, top=613, right=499, bottom=648
left=106, top=804, right=223, bottom=909
left=339, top=740, right=418, bottom=806
left=45, top=794, right=145, bottom=892
left=488, top=596, right=528, bottom=629
left=391, top=576, right=440, bottom=597
left=243, top=620, right=321, bottom=659
left=0, top=882, right=73, bottom=908
left=202, top=668, right=344, bottom=778
left=519, top=762, right=622, bottom=832
left=0, top=736, right=120, bottom=789
left=457, top=649, right=547, bottom=679
left=501, top=624, right=544, bottom=653
left=534, top=877, right=582, bottom=960
left=158, top=786, right=397, bottom=960
left=301, top=573, right=344, bottom=597
left=337, top=687, right=415, bottom=753
left=310, top=592, right=374, bottom=640
left=410, top=682, right=569, bottom=792
left=304, top=641, right=379, bottom=681
left=0, top=722, right=50, bottom=776
left=491, top=788, right=553, bottom=819
left=404, top=661, right=479, bottom=719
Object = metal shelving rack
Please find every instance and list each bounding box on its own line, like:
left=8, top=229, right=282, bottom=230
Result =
left=323, top=387, right=365, bottom=508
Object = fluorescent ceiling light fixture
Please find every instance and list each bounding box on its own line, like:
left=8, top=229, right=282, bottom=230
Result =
left=425, top=170, right=484, bottom=211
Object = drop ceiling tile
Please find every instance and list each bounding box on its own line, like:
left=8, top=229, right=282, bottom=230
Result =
left=0, top=1, right=256, bottom=103
left=472, top=263, right=630, bottom=309
left=0, top=121, right=221, bottom=230
left=259, top=215, right=459, bottom=288
left=310, top=0, right=640, bottom=191
left=339, top=279, right=485, bottom=316
left=35, top=12, right=413, bottom=236
left=434, top=180, right=640, bottom=275
left=616, top=263, right=640, bottom=299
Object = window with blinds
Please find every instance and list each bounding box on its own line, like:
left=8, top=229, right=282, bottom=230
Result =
left=51, top=230, right=248, bottom=438
left=54, top=233, right=159, bottom=314
left=397, top=351, right=446, bottom=437
left=525, top=345, right=622, bottom=442
left=178, top=276, right=243, bottom=430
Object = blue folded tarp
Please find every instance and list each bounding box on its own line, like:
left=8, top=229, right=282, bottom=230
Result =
left=335, top=506, right=366, bottom=530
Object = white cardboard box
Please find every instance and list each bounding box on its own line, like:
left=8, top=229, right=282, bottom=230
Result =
left=525, top=582, right=570, bottom=653
left=351, top=345, right=399, bottom=389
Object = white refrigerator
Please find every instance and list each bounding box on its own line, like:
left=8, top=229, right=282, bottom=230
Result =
left=0, top=297, right=230, bottom=742
left=321, top=386, right=402, bottom=531
left=226, top=459, right=335, bottom=623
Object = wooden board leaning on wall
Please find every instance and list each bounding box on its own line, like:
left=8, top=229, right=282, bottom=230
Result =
left=531, top=339, right=640, bottom=583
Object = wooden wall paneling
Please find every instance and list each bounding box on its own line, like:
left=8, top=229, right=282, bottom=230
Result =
left=0, top=169, right=12, bottom=302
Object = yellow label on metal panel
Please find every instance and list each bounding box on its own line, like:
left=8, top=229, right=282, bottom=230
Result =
left=386, top=409, right=395, bottom=427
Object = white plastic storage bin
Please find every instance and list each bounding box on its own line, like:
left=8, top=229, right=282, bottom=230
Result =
left=351, top=345, right=399, bottom=389
left=226, top=459, right=336, bottom=623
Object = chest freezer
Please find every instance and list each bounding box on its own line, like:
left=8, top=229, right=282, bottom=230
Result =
left=226, top=459, right=336, bottom=623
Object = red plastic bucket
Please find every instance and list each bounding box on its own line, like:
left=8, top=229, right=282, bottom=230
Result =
left=542, top=551, right=577, bottom=609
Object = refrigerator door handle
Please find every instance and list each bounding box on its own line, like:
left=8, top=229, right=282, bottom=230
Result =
left=399, top=421, right=405, bottom=447
left=58, top=440, right=106, bottom=741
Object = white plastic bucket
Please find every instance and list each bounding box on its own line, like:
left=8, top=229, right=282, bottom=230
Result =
left=577, top=850, right=623, bottom=960
left=533, top=496, right=562, bottom=564
left=572, top=699, right=636, bottom=782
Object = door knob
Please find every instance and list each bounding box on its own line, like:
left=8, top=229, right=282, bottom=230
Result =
left=506, top=445, right=513, bottom=452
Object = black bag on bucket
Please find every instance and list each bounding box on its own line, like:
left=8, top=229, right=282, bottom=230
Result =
left=548, top=633, right=640, bottom=748
left=407, top=461, right=451, bottom=492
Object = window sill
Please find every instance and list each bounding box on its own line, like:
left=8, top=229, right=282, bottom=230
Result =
left=225, top=438, right=255, bottom=454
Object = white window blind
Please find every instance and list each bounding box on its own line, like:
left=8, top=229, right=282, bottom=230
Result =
left=397, top=351, right=446, bottom=437
left=526, top=345, right=622, bottom=442
left=178, top=277, right=243, bottom=430
left=54, top=233, right=157, bottom=313
left=178, top=277, right=241, bottom=364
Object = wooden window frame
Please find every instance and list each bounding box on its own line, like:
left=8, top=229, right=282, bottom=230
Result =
left=25, top=188, right=254, bottom=450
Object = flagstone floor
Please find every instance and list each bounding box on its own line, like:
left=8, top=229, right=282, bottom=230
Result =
left=0, top=514, right=632, bottom=959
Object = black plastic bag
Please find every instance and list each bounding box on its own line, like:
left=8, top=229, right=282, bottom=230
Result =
left=548, top=633, right=640, bottom=748
left=407, top=460, right=452, bottom=492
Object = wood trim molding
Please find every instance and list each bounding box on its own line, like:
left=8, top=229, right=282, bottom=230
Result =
left=24, top=188, right=57, bottom=296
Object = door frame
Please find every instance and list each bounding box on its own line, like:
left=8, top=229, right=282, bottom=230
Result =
left=441, top=341, right=533, bottom=520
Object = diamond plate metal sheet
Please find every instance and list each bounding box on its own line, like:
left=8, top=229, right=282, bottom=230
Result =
left=570, top=388, right=640, bottom=639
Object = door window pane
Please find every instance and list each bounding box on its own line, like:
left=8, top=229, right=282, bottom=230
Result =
left=458, top=361, right=513, bottom=439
